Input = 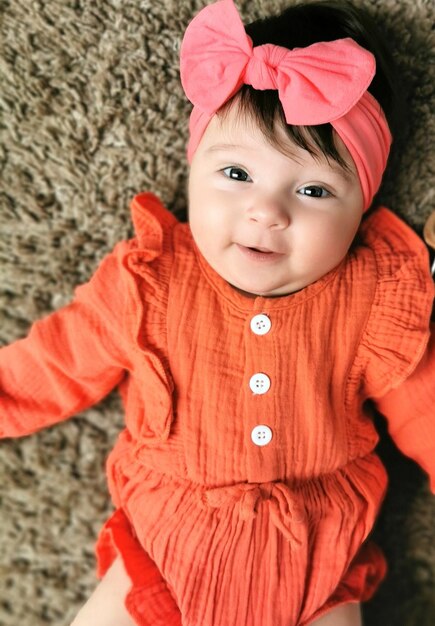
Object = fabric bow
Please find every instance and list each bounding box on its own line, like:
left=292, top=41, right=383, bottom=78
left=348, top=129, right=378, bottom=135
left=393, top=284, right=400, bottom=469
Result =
left=202, top=481, right=305, bottom=545
left=180, top=0, right=375, bottom=125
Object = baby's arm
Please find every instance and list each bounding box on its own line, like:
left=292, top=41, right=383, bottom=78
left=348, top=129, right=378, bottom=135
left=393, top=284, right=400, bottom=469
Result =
left=0, top=241, right=130, bottom=439
left=374, top=323, right=435, bottom=491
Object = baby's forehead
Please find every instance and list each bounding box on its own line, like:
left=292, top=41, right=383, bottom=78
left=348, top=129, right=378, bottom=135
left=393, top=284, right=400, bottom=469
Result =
left=209, top=108, right=356, bottom=179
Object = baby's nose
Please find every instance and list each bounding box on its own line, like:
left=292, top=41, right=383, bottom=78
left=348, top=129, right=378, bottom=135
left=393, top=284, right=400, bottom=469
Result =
left=246, top=197, right=290, bottom=229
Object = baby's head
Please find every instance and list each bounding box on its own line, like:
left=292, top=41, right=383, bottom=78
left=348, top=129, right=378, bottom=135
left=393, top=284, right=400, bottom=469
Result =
left=180, top=0, right=397, bottom=297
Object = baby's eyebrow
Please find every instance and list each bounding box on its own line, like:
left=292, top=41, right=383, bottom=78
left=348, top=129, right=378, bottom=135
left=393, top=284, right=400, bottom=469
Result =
left=326, top=162, right=355, bottom=183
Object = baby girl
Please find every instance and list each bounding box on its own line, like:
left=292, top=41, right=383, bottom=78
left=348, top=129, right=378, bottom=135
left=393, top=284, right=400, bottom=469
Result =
left=1, top=0, right=434, bottom=625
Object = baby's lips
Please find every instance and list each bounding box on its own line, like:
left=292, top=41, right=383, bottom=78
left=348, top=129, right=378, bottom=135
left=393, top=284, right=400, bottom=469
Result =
left=423, top=211, right=435, bottom=249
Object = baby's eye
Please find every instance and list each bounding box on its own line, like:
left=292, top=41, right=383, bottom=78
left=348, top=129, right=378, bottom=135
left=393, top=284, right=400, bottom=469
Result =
left=298, top=185, right=330, bottom=198
left=222, top=166, right=252, bottom=182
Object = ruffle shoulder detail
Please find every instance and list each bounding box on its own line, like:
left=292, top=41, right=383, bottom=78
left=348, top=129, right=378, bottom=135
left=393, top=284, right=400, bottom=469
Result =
left=118, top=193, right=179, bottom=445
left=129, top=192, right=178, bottom=261
left=358, top=206, right=434, bottom=399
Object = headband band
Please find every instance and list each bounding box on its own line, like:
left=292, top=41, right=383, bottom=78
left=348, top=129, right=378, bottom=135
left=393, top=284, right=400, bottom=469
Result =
left=180, top=0, right=392, bottom=211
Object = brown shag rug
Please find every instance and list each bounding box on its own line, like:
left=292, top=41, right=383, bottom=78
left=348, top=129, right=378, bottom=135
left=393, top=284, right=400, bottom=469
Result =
left=0, top=1, right=434, bottom=624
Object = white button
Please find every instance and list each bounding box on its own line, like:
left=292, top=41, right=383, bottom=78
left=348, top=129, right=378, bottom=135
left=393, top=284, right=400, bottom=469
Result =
left=250, top=314, right=271, bottom=335
left=249, top=373, right=271, bottom=395
left=251, top=425, right=273, bottom=446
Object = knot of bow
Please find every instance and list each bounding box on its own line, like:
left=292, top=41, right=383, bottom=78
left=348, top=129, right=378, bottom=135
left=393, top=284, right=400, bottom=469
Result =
left=202, top=481, right=306, bottom=546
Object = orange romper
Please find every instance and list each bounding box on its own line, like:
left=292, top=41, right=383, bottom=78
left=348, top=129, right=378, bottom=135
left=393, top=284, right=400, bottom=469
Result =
left=1, top=193, right=434, bottom=626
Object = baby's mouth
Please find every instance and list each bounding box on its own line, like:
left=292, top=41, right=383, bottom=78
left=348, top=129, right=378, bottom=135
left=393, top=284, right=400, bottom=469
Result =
left=236, top=243, right=284, bottom=262
left=248, top=246, right=273, bottom=253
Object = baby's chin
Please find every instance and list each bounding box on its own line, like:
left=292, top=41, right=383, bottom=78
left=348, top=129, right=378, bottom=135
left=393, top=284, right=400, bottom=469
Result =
left=225, top=265, right=334, bottom=297
left=228, top=279, right=303, bottom=299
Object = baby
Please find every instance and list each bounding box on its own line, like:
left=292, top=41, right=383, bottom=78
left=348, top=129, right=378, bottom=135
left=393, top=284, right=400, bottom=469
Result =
left=1, top=0, right=434, bottom=625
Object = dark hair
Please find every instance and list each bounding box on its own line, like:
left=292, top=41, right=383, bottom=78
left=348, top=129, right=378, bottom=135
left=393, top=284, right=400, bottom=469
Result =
left=218, top=0, right=401, bottom=171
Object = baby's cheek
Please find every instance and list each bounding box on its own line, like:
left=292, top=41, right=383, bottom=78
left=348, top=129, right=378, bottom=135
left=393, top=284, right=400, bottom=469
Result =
left=304, top=225, right=352, bottom=273
left=325, top=211, right=360, bottom=251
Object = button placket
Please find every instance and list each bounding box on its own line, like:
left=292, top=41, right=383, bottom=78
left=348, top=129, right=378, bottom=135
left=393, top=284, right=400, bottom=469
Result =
left=249, top=313, right=273, bottom=447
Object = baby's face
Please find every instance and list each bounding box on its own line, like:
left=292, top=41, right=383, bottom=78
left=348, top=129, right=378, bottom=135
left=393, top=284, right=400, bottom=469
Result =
left=188, top=104, right=364, bottom=297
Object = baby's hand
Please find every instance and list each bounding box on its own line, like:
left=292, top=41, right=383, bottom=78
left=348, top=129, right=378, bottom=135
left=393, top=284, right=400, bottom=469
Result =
left=423, top=211, right=435, bottom=275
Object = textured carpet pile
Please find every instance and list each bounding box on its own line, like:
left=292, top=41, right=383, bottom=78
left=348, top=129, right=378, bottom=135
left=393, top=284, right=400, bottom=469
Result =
left=0, top=1, right=434, bottom=624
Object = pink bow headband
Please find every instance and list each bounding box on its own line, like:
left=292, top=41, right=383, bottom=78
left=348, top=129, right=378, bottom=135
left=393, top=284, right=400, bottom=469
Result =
left=180, top=0, right=392, bottom=211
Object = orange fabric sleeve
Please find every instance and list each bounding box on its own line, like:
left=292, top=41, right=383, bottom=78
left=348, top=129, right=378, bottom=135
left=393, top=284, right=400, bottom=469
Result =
left=375, top=323, right=435, bottom=493
left=0, top=241, right=132, bottom=438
